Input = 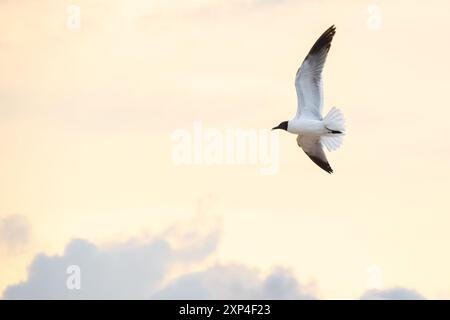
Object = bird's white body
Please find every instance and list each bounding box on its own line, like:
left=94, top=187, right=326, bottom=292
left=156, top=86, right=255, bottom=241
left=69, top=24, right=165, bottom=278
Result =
left=287, top=118, right=327, bottom=135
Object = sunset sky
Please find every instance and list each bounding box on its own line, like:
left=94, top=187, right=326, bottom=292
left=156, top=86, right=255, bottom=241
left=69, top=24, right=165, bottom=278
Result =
left=1, top=0, right=450, bottom=299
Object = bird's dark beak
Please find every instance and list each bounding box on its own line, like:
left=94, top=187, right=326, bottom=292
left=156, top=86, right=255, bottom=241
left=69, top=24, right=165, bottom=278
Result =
left=272, top=125, right=279, bottom=131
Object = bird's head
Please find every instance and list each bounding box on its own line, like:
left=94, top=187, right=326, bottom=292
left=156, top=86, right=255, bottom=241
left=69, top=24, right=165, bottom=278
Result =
left=272, top=121, right=288, bottom=131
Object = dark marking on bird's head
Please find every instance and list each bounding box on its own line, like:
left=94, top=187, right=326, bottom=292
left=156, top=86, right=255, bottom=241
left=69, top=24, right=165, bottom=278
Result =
left=272, top=121, right=288, bottom=131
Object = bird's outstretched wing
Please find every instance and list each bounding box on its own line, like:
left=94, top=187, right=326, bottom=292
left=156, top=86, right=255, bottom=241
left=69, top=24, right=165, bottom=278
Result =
left=297, top=134, right=333, bottom=173
left=295, top=25, right=336, bottom=120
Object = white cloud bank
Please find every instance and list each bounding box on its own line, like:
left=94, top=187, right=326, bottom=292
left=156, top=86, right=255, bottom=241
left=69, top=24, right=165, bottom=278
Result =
left=2, top=228, right=314, bottom=300
left=360, top=288, right=425, bottom=300
left=2, top=227, right=425, bottom=300
left=154, top=266, right=314, bottom=299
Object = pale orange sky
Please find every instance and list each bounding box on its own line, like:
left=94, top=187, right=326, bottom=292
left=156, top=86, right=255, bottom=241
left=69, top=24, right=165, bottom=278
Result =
left=1, top=0, right=450, bottom=299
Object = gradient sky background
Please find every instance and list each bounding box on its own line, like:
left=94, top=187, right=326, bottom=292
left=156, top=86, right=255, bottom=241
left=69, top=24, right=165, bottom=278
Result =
left=1, top=0, right=450, bottom=299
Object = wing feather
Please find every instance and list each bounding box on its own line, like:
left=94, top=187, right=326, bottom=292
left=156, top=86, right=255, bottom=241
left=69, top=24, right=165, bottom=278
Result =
left=297, top=134, right=333, bottom=173
left=295, top=25, right=336, bottom=120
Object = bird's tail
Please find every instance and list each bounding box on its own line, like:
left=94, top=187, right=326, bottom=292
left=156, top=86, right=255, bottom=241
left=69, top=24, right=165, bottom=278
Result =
left=322, top=107, right=345, bottom=152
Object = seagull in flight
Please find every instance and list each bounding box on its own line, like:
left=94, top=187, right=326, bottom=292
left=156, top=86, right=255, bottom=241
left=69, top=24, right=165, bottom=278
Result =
left=272, top=25, right=345, bottom=173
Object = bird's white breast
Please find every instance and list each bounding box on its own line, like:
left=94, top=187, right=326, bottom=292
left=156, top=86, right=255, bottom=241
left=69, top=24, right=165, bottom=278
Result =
left=287, top=118, right=327, bottom=135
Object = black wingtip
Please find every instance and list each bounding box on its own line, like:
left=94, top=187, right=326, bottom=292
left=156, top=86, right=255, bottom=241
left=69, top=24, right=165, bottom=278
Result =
left=307, top=25, right=336, bottom=56
left=309, top=155, right=334, bottom=174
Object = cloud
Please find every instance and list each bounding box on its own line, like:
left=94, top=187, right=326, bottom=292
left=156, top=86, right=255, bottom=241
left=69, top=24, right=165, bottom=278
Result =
left=3, top=223, right=220, bottom=300
left=0, top=215, right=31, bottom=254
left=2, top=228, right=314, bottom=300
left=154, top=266, right=314, bottom=299
left=360, top=288, right=425, bottom=300
left=4, top=238, right=173, bottom=299
left=2, top=221, right=425, bottom=300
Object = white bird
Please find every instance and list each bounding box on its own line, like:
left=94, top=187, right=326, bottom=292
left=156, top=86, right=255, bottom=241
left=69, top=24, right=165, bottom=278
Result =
left=272, top=25, right=345, bottom=174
